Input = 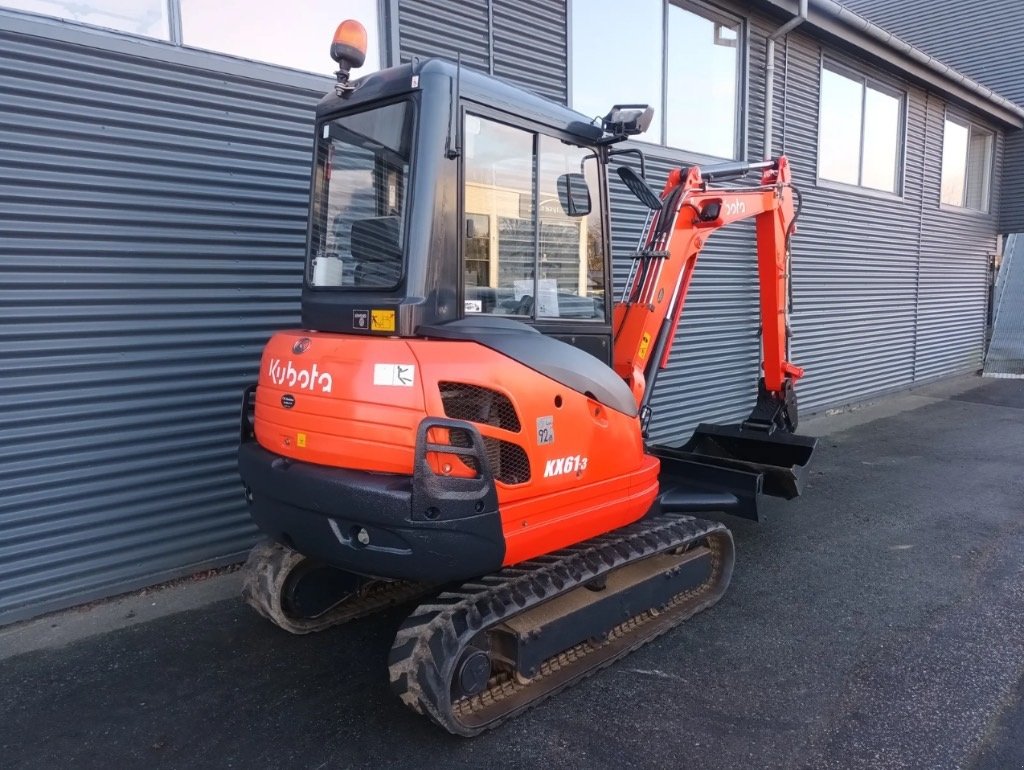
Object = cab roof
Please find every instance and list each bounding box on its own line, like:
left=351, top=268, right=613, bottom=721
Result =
left=316, top=58, right=605, bottom=143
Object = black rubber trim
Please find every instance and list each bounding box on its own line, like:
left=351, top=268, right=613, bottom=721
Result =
left=418, top=317, right=637, bottom=417
left=238, top=426, right=506, bottom=583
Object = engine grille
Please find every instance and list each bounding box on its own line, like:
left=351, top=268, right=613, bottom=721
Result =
left=447, top=429, right=531, bottom=485
left=439, top=382, right=521, bottom=432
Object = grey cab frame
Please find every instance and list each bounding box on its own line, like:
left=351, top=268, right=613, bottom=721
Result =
left=301, top=58, right=619, bottom=365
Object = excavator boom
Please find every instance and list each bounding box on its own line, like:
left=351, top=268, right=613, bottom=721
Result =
left=614, top=157, right=803, bottom=413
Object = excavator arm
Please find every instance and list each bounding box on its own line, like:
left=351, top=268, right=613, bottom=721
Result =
left=612, top=155, right=804, bottom=434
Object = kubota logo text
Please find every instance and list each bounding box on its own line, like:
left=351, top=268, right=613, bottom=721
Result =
left=543, top=455, right=589, bottom=478
left=267, top=358, right=333, bottom=393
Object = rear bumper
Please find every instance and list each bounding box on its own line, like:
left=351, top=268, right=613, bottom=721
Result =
left=237, top=418, right=506, bottom=583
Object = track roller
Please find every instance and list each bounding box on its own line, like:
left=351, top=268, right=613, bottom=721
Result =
left=241, top=540, right=431, bottom=634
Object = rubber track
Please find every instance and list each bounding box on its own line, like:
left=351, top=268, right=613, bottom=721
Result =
left=241, top=540, right=431, bottom=635
left=387, top=514, right=734, bottom=736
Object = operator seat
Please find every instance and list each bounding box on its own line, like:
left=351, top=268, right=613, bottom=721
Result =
left=418, top=316, right=638, bottom=418
left=351, top=216, right=402, bottom=286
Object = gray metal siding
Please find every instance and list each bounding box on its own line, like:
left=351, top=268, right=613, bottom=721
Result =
left=780, top=27, right=996, bottom=404
left=492, top=0, right=567, bottom=103
left=915, top=99, right=1000, bottom=380
left=0, top=27, right=321, bottom=623
left=839, top=0, right=1024, bottom=106
left=398, top=0, right=491, bottom=71
left=398, top=0, right=568, bottom=104
left=838, top=0, right=1024, bottom=233
left=1001, top=131, right=1024, bottom=233
left=780, top=29, right=921, bottom=409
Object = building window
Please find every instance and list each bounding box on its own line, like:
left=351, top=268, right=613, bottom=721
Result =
left=1, top=0, right=170, bottom=39
left=940, top=116, right=993, bottom=211
left=818, top=65, right=904, bottom=193
left=179, top=0, right=381, bottom=75
left=571, top=0, right=742, bottom=158
left=1, top=0, right=382, bottom=75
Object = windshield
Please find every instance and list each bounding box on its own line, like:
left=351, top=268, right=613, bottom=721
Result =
left=308, top=100, right=413, bottom=289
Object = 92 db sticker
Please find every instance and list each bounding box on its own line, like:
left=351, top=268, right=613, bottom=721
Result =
left=536, top=415, right=554, bottom=445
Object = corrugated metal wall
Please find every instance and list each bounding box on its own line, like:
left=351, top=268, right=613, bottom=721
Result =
left=397, top=0, right=1001, bottom=441
left=0, top=23, right=323, bottom=623
left=398, top=0, right=567, bottom=102
left=837, top=0, right=1024, bottom=236
left=915, top=97, right=1001, bottom=380
left=778, top=25, right=998, bottom=405
left=399, top=0, right=490, bottom=71
left=779, top=28, right=921, bottom=408
left=1001, top=131, right=1024, bottom=233
left=0, top=0, right=1008, bottom=624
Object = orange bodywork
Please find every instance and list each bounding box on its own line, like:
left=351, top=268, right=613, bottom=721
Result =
left=254, top=331, right=658, bottom=565
left=613, top=157, right=804, bottom=403
left=252, top=156, right=804, bottom=572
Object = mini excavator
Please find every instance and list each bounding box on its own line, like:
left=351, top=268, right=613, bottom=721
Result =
left=237, top=21, right=817, bottom=736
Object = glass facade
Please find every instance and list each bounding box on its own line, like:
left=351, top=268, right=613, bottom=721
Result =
left=818, top=65, right=903, bottom=194
left=941, top=117, right=993, bottom=211
left=1, top=0, right=381, bottom=74
left=572, top=0, right=742, bottom=158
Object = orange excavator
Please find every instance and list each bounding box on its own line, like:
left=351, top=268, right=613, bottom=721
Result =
left=237, top=21, right=816, bottom=735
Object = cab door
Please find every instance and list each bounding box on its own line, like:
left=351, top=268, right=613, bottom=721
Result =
left=460, top=111, right=613, bottom=364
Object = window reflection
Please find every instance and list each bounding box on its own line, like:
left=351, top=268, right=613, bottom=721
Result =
left=180, top=0, right=381, bottom=74
left=665, top=5, right=739, bottom=158
left=818, top=66, right=902, bottom=193
left=538, top=135, right=605, bottom=318
left=862, top=87, right=900, bottom=191
left=463, top=116, right=605, bottom=320
left=2, top=0, right=169, bottom=38
left=571, top=0, right=663, bottom=144
left=941, top=117, right=992, bottom=210
left=819, top=69, right=863, bottom=186
left=966, top=129, right=992, bottom=210
left=940, top=119, right=969, bottom=207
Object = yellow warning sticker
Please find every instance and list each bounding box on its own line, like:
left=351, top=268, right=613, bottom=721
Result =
left=638, top=332, right=652, bottom=360
left=296, top=432, right=307, bottom=448
left=371, top=309, right=396, bottom=332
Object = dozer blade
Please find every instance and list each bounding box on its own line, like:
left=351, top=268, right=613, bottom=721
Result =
left=676, top=422, right=817, bottom=500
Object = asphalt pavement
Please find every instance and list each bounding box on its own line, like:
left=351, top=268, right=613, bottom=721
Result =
left=1, top=376, right=1022, bottom=769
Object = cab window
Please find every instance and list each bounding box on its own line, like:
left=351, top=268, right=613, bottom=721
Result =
left=462, top=115, right=606, bottom=320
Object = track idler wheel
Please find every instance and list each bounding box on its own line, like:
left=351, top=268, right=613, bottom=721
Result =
left=241, top=540, right=431, bottom=634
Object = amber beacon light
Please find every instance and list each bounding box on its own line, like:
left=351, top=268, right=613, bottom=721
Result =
left=331, top=19, right=367, bottom=93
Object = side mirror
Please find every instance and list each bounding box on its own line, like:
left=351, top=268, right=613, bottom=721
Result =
left=557, top=173, right=592, bottom=217
left=616, top=166, right=662, bottom=211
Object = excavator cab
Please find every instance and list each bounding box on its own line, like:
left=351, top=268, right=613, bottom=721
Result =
left=294, top=47, right=812, bottom=521
left=236, top=20, right=817, bottom=736
left=301, top=58, right=623, bottom=366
